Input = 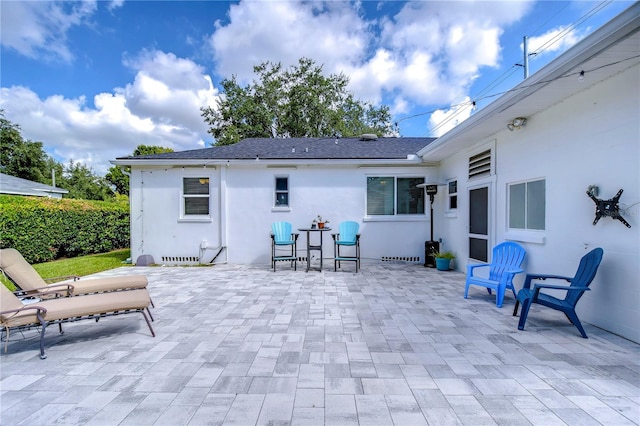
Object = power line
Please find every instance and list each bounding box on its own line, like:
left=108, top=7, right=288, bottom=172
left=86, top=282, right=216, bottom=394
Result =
left=398, top=0, right=619, bottom=134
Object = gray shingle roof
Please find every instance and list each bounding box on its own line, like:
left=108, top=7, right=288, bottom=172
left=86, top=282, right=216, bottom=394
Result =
left=0, top=173, right=68, bottom=197
left=117, top=137, right=436, bottom=161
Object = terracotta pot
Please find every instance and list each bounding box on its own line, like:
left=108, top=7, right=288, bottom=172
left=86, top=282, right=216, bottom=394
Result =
left=318, top=222, right=325, bottom=229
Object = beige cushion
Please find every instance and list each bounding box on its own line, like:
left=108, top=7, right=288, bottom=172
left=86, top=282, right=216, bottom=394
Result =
left=71, top=275, right=148, bottom=294
left=0, top=282, right=25, bottom=314
left=0, top=248, right=48, bottom=291
left=1, top=285, right=151, bottom=327
left=0, top=248, right=147, bottom=294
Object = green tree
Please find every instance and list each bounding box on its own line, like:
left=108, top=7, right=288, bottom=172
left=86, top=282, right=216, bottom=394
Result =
left=201, top=57, right=394, bottom=145
left=61, top=160, right=114, bottom=201
left=105, top=145, right=174, bottom=195
left=0, top=112, right=48, bottom=182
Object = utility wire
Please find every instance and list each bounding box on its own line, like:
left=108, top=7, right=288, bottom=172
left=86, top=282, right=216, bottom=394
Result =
left=398, top=0, right=618, bottom=134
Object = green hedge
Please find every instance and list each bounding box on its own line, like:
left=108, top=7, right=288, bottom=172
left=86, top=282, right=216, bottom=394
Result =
left=0, top=195, right=130, bottom=264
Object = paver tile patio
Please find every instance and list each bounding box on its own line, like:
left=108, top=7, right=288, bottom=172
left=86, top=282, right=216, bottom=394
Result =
left=1, top=262, right=639, bottom=425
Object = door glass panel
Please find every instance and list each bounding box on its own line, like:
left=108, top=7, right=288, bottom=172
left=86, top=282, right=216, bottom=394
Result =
left=469, top=237, right=488, bottom=262
left=469, top=187, right=488, bottom=235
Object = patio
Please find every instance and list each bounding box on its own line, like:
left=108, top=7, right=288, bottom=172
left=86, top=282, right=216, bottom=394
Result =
left=1, top=262, right=639, bottom=425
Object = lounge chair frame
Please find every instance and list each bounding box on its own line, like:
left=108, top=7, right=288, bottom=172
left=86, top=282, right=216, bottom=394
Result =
left=1, top=287, right=155, bottom=359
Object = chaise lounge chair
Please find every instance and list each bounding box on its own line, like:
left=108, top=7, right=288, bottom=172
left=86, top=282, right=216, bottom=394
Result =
left=0, top=248, right=149, bottom=298
left=1, top=284, right=155, bottom=359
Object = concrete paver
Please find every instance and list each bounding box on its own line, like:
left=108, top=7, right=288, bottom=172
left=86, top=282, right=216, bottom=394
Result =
left=1, top=262, right=639, bottom=425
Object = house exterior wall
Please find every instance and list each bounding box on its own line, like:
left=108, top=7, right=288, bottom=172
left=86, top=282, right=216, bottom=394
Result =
left=129, top=167, right=222, bottom=264
left=435, top=64, right=640, bottom=342
left=128, top=163, right=435, bottom=267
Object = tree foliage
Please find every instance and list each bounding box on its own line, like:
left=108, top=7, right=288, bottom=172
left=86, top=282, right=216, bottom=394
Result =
left=1, top=114, right=48, bottom=183
left=201, top=58, right=395, bottom=145
left=60, top=160, right=114, bottom=201
left=105, top=145, right=174, bottom=195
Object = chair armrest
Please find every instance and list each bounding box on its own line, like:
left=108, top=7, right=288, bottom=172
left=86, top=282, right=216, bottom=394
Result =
left=532, top=283, right=590, bottom=300
left=533, top=283, right=589, bottom=291
left=522, top=274, right=572, bottom=290
left=1, top=305, right=48, bottom=315
left=14, top=283, right=72, bottom=298
left=467, top=263, right=490, bottom=275
left=44, top=275, right=79, bottom=283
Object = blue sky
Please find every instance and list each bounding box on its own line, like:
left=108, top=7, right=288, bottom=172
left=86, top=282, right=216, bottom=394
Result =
left=0, top=0, right=634, bottom=174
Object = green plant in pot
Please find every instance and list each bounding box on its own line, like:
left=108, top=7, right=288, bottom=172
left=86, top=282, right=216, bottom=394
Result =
left=435, top=251, right=455, bottom=271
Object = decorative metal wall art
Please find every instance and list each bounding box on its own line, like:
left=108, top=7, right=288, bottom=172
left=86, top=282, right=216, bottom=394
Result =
left=587, top=188, right=631, bottom=228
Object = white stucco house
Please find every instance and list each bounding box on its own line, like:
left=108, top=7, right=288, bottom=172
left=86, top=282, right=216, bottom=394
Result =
left=112, top=4, right=639, bottom=343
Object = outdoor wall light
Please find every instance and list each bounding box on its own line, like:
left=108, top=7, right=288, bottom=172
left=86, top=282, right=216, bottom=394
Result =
left=507, top=117, right=527, bottom=131
left=417, top=181, right=445, bottom=268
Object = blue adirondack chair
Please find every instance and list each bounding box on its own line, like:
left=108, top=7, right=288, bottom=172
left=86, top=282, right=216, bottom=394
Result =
left=271, top=222, right=299, bottom=271
left=513, top=248, right=603, bottom=338
left=464, top=242, right=526, bottom=307
left=332, top=221, right=360, bottom=272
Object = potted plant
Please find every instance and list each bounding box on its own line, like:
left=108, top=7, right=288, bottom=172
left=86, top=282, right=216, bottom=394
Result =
left=435, top=251, right=455, bottom=271
left=315, top=215, right=329, bottom=229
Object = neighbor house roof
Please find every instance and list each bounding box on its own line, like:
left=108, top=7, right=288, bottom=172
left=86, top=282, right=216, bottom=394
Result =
left=418, top=2, right=640, bottom=162
left=112, top=137, right=436, bottom=166
left=0, top=173, right=68, bottom=197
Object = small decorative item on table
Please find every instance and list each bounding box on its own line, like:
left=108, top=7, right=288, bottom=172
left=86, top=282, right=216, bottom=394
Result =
left=315, top=215, right=329, bottom=229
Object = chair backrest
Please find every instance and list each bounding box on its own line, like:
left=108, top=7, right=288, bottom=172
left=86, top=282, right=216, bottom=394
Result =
left=338, top=221, right=359, bottom=243
left=565, top=248, right=604, bottom=307
left=0, top=282, right=25, bottom=320
left=271, top=222, right=293, bottom=244
left=488, top=242, right=526, bottom=281
left=0, top=248, right=48, bottom=291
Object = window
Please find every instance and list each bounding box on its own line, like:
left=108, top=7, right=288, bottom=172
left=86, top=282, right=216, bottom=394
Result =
left=275, top=176, right=289, bottom=207
left=448, top=180, right=458, bottom=210
left=183, top=177, right=210, bottom=216
left=367, top=176, right=425, bottom=216
left=509, top=179, right=545, bottom=230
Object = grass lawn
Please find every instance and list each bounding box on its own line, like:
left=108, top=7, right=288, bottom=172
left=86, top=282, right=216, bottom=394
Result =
left=33, top=249, right=132, bottom=282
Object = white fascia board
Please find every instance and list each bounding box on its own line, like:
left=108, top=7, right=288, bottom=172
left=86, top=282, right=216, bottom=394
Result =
left=111, top=157, right=425, bottom=168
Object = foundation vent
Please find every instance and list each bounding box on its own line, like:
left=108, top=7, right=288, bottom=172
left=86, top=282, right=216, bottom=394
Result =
left=381, top=256, right=421, bottom=263
left=161, top=256, right=200, bottom=265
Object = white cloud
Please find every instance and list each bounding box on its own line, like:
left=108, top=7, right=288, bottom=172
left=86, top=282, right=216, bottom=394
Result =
left=208, top=0, right=534, bottom=117
left=0, top=0, right=97, bottom=62
left=0, top=51, right=219, bottom=175
left=427, top=97, right=475, bottom=137
left=209, top=1, right=371, bottom=84
left=526, top=25, right=585, bottom=57
left=108, top=0, right=125, bottom=12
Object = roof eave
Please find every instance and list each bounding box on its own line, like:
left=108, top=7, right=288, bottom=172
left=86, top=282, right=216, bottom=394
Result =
left=111, top=157, right=428, bottom=168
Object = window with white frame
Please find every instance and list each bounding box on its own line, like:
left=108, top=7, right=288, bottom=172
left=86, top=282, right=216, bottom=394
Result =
left=509, top=179, right=545, bottom=230
left=183, top=177, right=210, bottom=216
left=367, top=176, right=425, bottom=216
left=275, top=176, right=289, bottom=207
left=448, top=180, right=458, bottom=210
